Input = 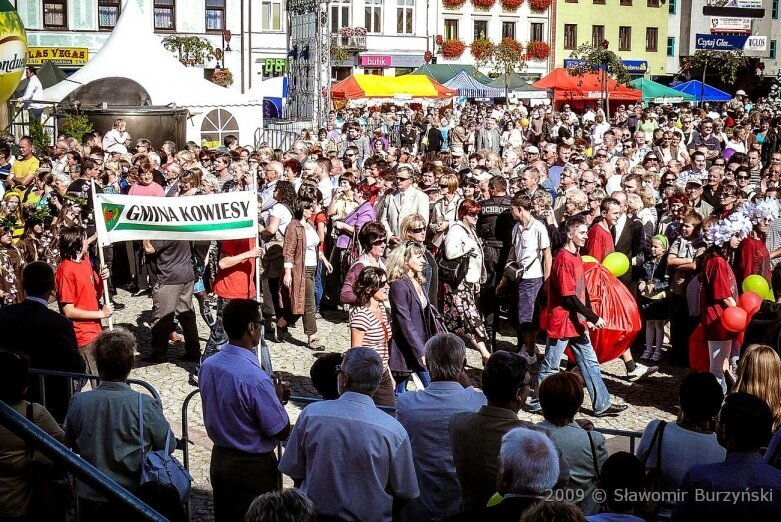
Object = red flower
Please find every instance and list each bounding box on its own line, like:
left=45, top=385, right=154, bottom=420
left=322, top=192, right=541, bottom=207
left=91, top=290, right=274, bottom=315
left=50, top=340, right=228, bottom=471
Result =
left=436, top=35, right=444, bottom=46
left=501, top=0, right=525, bottom=8
left=424, top=50, right=433, bottom=63
left=442, top=0, right=466, bottom=8
left=528, top=0, right=552, bottom=11
left=497, top=37, right=523, bottom=55
left=524, top=40, right=550, bottom=61
left=472, top=0, right=496, bottom=8
left=441, top=39, right=467, bottom=58
left=471, top=38, right=495, bottom=61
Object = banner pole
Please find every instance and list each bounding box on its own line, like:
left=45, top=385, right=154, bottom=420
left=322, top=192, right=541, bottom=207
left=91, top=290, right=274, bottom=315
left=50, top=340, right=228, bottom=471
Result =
left=91, top=180, right=113, bottom=331
left=255, top=168, right=273, bottom=376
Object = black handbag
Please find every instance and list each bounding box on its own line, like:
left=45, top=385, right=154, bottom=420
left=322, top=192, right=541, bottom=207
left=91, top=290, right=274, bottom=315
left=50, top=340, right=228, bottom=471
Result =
left=437, top=248, right=472, bottom=286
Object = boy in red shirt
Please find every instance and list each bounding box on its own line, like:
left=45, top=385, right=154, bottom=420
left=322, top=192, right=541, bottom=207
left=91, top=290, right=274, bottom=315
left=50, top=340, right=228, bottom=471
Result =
left=528, top=216, right=627, bottom=417
left=585, top=197, right=619, bottom=262
left=55, top=227, right=113, bottom=374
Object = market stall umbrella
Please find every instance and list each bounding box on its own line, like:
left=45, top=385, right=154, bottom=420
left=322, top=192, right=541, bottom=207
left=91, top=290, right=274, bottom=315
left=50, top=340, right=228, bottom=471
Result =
left=488, top=72, right=548, bottom=99
left=410, top=64, right=492, bottom=84
left=330, top=74, right=456, bottom=99
left=444, top=71, right=505, bottom=98
left=670, top=80, right=731, bottom=102
left=533, top=68, right=641, bottom=103
left=629, top=78, right=697, bottom=104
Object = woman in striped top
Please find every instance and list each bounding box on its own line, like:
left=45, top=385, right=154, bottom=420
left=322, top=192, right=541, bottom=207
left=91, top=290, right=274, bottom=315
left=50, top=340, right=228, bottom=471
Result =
left=349, top=266, right=395, bottom=409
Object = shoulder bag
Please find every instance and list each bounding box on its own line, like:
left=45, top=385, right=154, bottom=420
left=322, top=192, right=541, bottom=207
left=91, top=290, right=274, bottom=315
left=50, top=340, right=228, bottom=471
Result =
left=640, top=420, right=667, bottom=516
left=503, top=226, right=538, bottom=283
left=587, top=430, right=601, bottom=483
left=137, top=393, right=193, bottom=504
left=437, top=223, right=474, bottom=286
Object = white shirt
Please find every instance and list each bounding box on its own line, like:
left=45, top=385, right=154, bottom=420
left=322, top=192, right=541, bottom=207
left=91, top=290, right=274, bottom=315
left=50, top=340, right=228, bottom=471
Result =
left=269, top=202, right=292, bottom=234
left=102, top=129, right=130, bottom=153
left=510, top=218, right=550, bottom=279
left=21, top=74, right=44, bottom=109
left=614, top=213, right=627, bottom=246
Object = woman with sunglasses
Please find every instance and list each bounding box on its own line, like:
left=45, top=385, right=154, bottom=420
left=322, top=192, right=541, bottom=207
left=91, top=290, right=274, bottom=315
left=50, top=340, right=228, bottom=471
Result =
left=401, top=214, right=439, bottom=307
left=442, top=199, right=492, bottom=364
left=340, top=222, right=387, bottom=306
left=349, top=266, right=395, bottom=407
left=429, top=173, right=462, bottom=249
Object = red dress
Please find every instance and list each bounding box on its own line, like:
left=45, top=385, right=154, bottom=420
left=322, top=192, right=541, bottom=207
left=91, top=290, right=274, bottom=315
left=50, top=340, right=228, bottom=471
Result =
left=735, top=235, right=771, bottom=284
left=701, top=254, right=739, bottom=342
left=547, top=249, right=588, bottom=339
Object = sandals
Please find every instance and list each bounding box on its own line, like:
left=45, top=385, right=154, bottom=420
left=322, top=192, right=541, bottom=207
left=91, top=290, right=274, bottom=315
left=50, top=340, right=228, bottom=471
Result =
left=308, top=340, right=325, bottom=352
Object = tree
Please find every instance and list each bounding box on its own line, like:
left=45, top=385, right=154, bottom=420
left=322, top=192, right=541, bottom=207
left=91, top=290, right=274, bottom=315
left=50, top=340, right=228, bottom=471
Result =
left=681, top=50, right=746, bottom=104
left=566, top=41, right=632, bottom=113
left=475, top=38, right=527, bottom=101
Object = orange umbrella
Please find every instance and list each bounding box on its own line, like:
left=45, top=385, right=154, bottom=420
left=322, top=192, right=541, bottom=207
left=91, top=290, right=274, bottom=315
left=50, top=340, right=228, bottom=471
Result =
left=534, top=68, right=641, bottom=103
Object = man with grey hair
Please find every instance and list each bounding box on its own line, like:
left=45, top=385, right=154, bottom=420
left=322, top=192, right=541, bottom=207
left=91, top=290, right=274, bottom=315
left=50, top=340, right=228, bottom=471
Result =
left=396, top=333, right=486, bottom=521
left=444, top=427, right=558, bottom=521
left=260, top=161, right=282, bottom=223
left=279, top=347, right=419, bottom=521
left=290, top=139, right=309, bottom=162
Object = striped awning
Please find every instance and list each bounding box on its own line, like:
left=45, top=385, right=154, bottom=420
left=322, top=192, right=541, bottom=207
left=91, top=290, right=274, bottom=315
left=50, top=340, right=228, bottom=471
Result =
left=444, top=71, right=505, bottom=98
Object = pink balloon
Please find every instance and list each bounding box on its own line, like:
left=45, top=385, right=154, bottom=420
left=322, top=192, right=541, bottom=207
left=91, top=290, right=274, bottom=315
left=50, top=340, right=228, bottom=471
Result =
left=721, top=306, right=748, bottom=333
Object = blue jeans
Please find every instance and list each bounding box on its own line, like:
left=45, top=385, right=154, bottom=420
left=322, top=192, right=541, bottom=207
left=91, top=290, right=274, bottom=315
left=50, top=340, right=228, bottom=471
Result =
left=314, top=259, right=323, bottom=313
left=528, top=332, right=611, bottom=415
left=395, top=370, right=431, bottom=395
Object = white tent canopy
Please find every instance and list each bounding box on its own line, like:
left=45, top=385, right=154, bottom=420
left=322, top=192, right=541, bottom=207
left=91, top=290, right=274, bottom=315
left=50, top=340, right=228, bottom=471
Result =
left=42, top=0, right=262, bottom=144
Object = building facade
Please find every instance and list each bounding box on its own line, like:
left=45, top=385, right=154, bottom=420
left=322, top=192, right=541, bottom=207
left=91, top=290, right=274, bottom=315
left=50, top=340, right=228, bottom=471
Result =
left=553, top=0, right=669, bottom=77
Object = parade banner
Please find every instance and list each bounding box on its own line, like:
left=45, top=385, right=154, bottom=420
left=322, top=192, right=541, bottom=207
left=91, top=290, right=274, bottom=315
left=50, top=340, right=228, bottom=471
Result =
left=93, top=192, right=258, bottom=246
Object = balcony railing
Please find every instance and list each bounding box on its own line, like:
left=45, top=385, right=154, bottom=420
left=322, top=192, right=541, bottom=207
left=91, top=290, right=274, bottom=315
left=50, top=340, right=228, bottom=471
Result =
left=331, top=34, right=367, bottom=52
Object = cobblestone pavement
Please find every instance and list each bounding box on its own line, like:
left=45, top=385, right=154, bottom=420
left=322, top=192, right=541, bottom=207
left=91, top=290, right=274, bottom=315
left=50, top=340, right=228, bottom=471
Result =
left=114, top=289, right=683, bottom=521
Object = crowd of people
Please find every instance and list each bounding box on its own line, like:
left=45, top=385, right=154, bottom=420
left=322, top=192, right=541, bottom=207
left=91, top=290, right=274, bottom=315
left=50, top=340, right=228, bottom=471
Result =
left=3, top=85, right=781, bottom=521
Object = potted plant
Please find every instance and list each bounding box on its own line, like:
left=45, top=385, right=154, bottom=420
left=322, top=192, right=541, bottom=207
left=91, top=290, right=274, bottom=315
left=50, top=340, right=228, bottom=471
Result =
left=472, top=0, right=496, bottom=10
left=211, top=68, right=234, bottom=87
left=525, top=40, right=550, bottom=61
left=442, top=0, right=467, bottom=8
left=501, top=0, right=524, bottom=10
left=339, top=26, right=353, bottom=43
left=353, top=27, right=367, bottom=36
left=529, top=0, right=552, bottom=11
left=471, top=38, right=495, bottom=61
left=442, top=39, right=467, bottom=59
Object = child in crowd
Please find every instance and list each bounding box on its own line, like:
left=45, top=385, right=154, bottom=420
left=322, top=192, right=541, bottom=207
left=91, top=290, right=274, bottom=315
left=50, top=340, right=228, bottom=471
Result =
left=640, top=234, right=670, bottom=362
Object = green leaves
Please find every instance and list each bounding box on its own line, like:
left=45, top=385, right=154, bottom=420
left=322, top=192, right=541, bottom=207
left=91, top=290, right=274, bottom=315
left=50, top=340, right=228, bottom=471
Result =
left=681, top=50, right=745, bottom=84
left=567, top=43, right=632, bottom=86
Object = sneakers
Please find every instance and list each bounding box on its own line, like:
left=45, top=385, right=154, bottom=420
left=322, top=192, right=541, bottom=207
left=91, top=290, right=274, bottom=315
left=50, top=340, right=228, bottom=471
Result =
left=650, top=349, right=663, bottom=362
left=627, top=362, right=659, bottom=382
left=641, top=348, right=654, bottom=360
left=595, top=404, right=629, bottom=417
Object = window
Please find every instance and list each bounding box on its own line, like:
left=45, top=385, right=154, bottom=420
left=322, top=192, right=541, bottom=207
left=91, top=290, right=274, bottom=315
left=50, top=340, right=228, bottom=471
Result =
left=43, top=1, right=67, bottom=28
left=98, top=0, right=120, bottom=30
left=397, top=0, right=413, bottom=34
left=154, top=0, right=175, bottom=31
left=668, top=0, right=676, bottom=12
left=593, top=0, right=606, bottom=4
left=474, top=20, right=488, bottom=40
left=619, top=26, right=631, bottom=51
left=330, top=0, right=349, bottom=33
left=646, top=27, right=658, bottom=51
left=771, top=40, right=777, bottom=60
left=530, top=22, right=544, bottom=42
left=206, top=0, right=225, bottom=32
left=667, top=37, right=675, bottom=57
left=647, top=0, right=660, bottom=6
left=365, top=0, right=382, bottom=33
left=592, top=25, right=605, bottom=47
left=620, top=0, right=632, bottom=4
left=201, top=109, right=239, bottom=148
left=774, top=0, right=779, bottom=18
left=444, top=19, right=459, bottom=40
left=564, top=24, right=578, bottom=50
left=502, top=21, right=516, bottom=40
left=565, top=0, right=577, bottom=3
left=263, top=0, right=282, bottom=31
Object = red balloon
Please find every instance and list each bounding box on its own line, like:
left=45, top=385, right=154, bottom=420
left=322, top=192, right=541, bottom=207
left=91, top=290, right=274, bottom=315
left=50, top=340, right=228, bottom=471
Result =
left=721, top=306, right=748, bottom=333
left=739, top=291, right=763, bottom=316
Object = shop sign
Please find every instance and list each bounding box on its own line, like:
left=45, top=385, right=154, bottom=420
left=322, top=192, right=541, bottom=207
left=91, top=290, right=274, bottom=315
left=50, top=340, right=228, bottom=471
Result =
left=360, top=55, right=391, bottom=67
left=26, top=46, right=88, bottom=66
left=710, top=17, right=751, bottom=33
left=695, top=33, right=766, bottom=51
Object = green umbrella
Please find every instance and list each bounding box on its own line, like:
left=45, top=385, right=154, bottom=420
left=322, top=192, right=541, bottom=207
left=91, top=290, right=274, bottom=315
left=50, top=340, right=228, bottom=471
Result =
left=629, top=78, right=696, bottom=104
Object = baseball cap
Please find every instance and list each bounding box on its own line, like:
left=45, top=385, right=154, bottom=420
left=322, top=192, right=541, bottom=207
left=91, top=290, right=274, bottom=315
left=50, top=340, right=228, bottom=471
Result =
left=526, top=146, right=539, bottom=154
left=685, top=178, right=703, bottom=187
left=736, top=90, right=747, bottom=96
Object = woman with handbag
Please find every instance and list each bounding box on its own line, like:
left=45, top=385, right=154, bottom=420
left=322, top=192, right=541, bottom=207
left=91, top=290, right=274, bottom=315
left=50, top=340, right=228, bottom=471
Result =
left=636, top=372, right=725, bottom=520
left=349, top=266, right=396, bottom=408
left=387, top=241, right=435, bottom=394
left=428, top=172, right=462, bottom=250
left=537, top=372, right=608, bottom=516
left=0, top=351, right=67, bottom=522
left=329, top=183, right=376, bottom=295
left=280, top=196, right=331, bottom=351
left=441, top=199, right=492, bottom=364
left=340, top=222, right=387, bottom=306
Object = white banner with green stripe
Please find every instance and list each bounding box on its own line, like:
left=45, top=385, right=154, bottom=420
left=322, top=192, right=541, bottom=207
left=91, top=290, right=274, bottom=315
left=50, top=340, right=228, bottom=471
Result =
left=94, top=192, right=258, bottom=246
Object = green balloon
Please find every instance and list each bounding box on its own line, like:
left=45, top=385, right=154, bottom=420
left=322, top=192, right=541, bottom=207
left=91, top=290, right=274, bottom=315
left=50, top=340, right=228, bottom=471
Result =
left=602, top=252, right=630, bottom=277
left=763, top=288, right=776, bottom=302
left=486, top=493, right=503, bottom=507
left=742, top=275, right=770, bottom=296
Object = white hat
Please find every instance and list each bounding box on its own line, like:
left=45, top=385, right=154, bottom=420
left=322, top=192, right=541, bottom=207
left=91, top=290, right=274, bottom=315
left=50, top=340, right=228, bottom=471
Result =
left=526, top=146, right=540, bottom=154
left=736, top=90, right=747, bottom=96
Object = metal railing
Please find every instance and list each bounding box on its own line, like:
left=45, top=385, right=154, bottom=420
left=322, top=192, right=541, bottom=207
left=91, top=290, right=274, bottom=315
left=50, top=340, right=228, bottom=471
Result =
left=0, top=399, right=166, bottom=521
left=330, top=34, right=367, bottom=52
left=7, top=100, right=59, bottom=145
left=599, top=427, right=644, bottom=454
left=29, top=368, right=162, bottom=408
left=254, top=127, right=300, bottom=151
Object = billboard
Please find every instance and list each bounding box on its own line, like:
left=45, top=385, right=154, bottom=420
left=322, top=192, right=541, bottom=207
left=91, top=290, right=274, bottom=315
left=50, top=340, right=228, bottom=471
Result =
left=695, top=33, right=767, bottom=51
left=710, top=17, right=751, bottom=33
left=703, top=0, right=764, bottom=18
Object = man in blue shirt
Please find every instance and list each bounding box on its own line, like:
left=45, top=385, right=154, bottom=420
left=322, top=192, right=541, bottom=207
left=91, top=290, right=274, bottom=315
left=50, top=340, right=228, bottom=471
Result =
left=672, top=393, right=781, bottom=521
left=199, top=299, right=291, bottom=522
